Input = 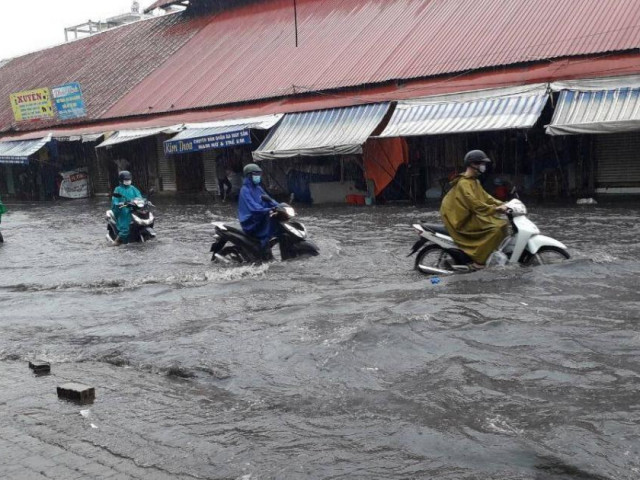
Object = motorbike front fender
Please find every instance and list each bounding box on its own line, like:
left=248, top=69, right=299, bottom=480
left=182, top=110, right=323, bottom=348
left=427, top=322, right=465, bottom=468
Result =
left=409, top=238, right=428, bottom=256
left=210, top=237, right=227, bottom=253
left=526, top=234, right=568, bottom=255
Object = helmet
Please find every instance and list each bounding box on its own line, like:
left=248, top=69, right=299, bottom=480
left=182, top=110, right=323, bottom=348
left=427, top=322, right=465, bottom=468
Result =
left=243, top=163, right=262, bottom=176
left=463, top=150, right=492, bottom=168
left=118, top=170, right=132, bottom=183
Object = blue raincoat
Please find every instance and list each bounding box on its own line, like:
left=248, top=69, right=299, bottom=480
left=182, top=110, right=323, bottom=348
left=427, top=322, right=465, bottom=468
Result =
left=111, top=184, right=143, bottom=242
left=238, top=177, right=279, bottom=248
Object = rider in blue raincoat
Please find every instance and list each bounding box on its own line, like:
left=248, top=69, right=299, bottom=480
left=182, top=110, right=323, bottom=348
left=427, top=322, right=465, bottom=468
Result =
left=111, top=171, right=143, bottom=245
left=238, top=163, right=280, bottom=251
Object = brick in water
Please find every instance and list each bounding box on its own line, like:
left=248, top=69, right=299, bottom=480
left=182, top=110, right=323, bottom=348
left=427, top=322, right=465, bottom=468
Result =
left=28, top=360, right=51, bottom=374
left=57, top=383, right=95, bottom=404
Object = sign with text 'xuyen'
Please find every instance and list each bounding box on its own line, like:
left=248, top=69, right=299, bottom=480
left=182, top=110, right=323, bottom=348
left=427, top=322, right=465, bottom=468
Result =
left=52, top=82, right=86, bottom=120
left=10, top=88, right=55, bottom=122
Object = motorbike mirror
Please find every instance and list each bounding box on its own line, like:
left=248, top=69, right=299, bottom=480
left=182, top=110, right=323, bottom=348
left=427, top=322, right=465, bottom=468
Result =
left=147, top=188, right=156, bottom=197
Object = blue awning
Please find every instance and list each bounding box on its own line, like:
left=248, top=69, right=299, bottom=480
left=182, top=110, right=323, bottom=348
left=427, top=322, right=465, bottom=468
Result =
left=547, top=85, right=640, bottom=135
left=253, top=103, right=390, bottom=160
left=0, top=135, right=51, bottom=165
left=378, top=84, right=548, bottom=137
left=164, top=114, right=282, bottom=155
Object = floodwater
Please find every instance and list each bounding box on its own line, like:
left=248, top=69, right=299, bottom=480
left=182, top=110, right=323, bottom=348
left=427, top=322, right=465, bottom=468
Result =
left=1, top=197, right=639, bottom=479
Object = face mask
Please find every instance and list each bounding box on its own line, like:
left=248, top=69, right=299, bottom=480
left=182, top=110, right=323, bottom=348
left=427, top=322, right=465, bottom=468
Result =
left=478, top=165, right=487, bottom=174
left=123, top=180, right=132, bottom=186
left=252, top=175, right=262, bottom=185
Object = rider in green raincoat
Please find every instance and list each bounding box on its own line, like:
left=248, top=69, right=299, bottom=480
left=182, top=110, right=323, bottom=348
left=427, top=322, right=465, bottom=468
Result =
left=0, top=195, right=6, bottom=223
left=111, top=171, right=143, bottom=245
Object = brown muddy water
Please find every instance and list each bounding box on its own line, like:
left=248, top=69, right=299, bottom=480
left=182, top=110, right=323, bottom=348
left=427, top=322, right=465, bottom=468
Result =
left=0, top=198, right=639, bottom=479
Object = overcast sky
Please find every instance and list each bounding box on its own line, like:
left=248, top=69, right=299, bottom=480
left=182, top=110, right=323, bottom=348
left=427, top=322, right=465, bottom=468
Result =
left=0, top=1, right=158, bottom=60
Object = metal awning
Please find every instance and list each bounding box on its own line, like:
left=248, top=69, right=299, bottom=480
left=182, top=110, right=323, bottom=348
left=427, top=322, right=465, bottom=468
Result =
left=378, top=84, right=549, bottom=138
left=0, top=135, right=51, bottom=165
left=547, top=77, right=640, bottom=135
left=96, top=125, right=183, bottom=148
left=252, top=103, right=390, bottom=160
left=164, top=114, right=282, bottom=155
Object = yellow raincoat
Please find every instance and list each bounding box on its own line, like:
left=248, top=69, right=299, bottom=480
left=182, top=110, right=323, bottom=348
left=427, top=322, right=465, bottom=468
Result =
left=440, top=175, right=508, bottom=264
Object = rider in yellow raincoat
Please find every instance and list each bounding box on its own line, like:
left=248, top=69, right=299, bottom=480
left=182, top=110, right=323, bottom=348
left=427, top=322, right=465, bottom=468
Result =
left=440, top=150, right=509, bottom=267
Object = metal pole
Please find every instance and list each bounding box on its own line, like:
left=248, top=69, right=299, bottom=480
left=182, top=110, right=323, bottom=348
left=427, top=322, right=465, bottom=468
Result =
left=294, top=0, right=299, bottom=47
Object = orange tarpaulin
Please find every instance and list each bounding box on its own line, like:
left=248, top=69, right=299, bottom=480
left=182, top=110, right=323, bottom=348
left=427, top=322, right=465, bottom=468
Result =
left=363, top=137, right=409, bottom=196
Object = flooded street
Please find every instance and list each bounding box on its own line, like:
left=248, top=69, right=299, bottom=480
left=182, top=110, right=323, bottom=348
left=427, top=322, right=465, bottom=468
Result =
left=1, top=198, right=639, bottom=479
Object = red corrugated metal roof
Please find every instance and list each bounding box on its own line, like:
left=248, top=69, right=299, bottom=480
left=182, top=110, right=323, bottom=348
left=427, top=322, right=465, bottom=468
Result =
left=3, top=0, right=640, bottom=136
left=0, top=13, right=199, bottom=133
left=6, top=53, right=640, bottom=142
left=106, top=0, right=640, bottom=119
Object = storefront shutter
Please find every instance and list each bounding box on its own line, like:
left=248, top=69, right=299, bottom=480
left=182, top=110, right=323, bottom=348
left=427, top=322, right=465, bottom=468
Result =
left=202, top=149, right=218, bottom=193
left=596, top=132, right=640, bottom=187
left=156, top=137, right=176, bottom=191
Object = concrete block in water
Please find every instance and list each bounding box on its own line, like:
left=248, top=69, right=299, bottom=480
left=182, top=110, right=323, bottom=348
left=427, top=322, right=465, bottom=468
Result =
left=28, top=360, right=51, bottom=374
left=57, top=383, right=95, bottom=404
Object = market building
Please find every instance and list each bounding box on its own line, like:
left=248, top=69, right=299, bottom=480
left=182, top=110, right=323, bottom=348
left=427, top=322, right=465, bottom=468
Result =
left=1, top=0, right=640, bottom=201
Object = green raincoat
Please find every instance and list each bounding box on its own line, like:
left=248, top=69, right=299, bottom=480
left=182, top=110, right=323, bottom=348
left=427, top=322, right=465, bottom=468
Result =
left=0, top=196, right=6, bottom=223
left=440, top=175, right=508, bottom=264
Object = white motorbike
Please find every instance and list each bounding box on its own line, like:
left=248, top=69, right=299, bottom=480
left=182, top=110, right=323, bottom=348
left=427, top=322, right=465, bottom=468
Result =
left=105, top=192, right=156, bottom=244
left=409, top=199, right=570, bottom=275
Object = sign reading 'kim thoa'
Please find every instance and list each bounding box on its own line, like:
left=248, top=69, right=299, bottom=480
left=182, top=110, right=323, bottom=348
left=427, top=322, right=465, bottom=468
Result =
left=10, top=88, right=55, bottom=122
left=164, top=129, right=251, bottom=155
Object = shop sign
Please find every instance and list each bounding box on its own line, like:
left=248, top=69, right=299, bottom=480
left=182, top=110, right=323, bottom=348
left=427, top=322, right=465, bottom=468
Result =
left=10, top=87, right=55, bottom=121
left=52, top=82, right=86, bottom=120
left=164, top=129, right=251, bottom=155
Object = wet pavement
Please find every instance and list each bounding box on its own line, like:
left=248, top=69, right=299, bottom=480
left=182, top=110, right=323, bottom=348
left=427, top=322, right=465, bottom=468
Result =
left=0, top=197, right=639, bottom=479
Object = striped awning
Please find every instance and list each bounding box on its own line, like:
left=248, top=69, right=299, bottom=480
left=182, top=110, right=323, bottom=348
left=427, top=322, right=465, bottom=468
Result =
left=164, top=114, right=282, bottom=155
left=546, top=87, right=640, bottom=136
left=378, top=84, right=549, bottom=138
left=0, top=135, right=51, bottom=164
left=253, top=103, right=390, bottom=160
left=96, top=125, right=183, bottom=148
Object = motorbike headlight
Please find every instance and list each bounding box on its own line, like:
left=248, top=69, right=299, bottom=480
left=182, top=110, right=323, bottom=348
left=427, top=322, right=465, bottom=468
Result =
left=284, top=206, right=296, bottom=218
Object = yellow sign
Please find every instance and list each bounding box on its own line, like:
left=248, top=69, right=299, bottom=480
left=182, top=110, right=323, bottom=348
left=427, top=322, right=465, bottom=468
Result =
left=10, top=88, right=55, bottom=122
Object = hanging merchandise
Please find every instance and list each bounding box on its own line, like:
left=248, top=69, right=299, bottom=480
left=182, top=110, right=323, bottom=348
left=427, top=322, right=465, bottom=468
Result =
left=59, top=168, right=90, bottom=199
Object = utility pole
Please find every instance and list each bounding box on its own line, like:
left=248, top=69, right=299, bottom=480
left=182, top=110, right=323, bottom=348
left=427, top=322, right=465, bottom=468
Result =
left=294, top=0, right=299, bottom=47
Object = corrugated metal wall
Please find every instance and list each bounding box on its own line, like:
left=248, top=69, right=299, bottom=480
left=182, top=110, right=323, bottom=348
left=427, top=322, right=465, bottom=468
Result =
left=596, top=133, right=640, bottom=187
left=156, top=137, right=176, bottom=191
left=91, top=150, right=112, bottom=194
left=202, top=149, right=218, bottom=193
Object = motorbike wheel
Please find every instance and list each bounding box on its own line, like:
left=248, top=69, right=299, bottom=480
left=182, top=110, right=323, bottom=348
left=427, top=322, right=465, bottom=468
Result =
left=414, top=245, right=457, bottom=275
left=216, top=246, right=246, bottom=264
left=524, top=246, right=570, bottom=266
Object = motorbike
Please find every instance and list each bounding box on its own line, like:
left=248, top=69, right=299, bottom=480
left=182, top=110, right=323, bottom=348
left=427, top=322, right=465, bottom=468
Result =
left=409, top=199, right=570, bottom=276
left=210, top=200, right=319, bottom=263
left=105, top=191, right=156, bottom=244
